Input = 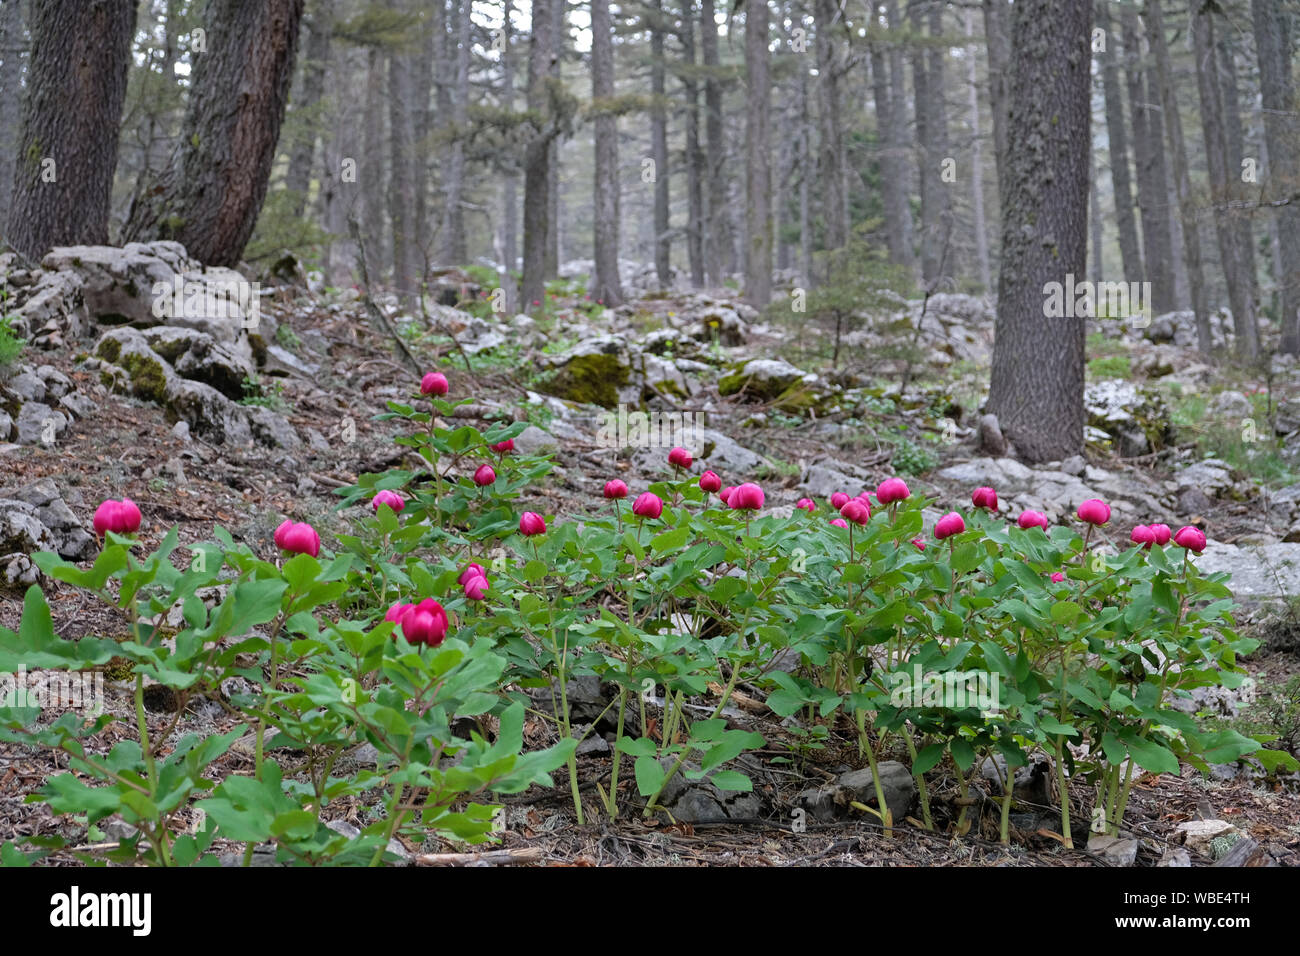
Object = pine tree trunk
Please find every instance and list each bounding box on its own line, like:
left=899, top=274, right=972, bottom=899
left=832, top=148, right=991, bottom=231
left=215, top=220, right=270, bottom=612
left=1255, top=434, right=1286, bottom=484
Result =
left=885, top=0, right=915, bottom=273
left=682, top=0, right=705, bottom=288
left=798, top=58, right=813, bottom=285
left=362, top=47, right=388, bottom=273
left=1217, top=29, right=1258, bottom=308
left=964, top=8, right=990, bottom=291
left=926, top=2, right=956, bottom=280
left=411, top=9, right=433, bottom=266
left=521, top=0, right=555, bottom=309
left=121, top=0, right=304, bottom=266
left=701, top=0, right=729, bottom=285
left=443, top=0, right=470, bottom=265
left=981, top=0, right=1009, bottom=193
left=591, top=0, right=623, bottom=306
left=986, top=0, right=1091, bottom=463
left=1252, top=0, right=1300, bottom=355
left=0, top=0, right=27, bottom=223
left=544, top=0, right=564, bottom=278
left=744, top=0, right=771, bottom=307
left=1147, top=0, right=1211, bottom=354
left=500, top=0, right=519, bottom=312
left=1096, top=1, right=1143, bottom=284
left=1193, top=2, right=1258, bottom=360
left=388, top=43, right=416, bottom=298
left=815, top=0, right=847, bottom=252
left=650, top=0, right=671, bottom=287
left=285, top=0, right=332, bottom=220
left=1120, top=7, right=1176, bottom=314
left=6, top=0, right=136, bottom=261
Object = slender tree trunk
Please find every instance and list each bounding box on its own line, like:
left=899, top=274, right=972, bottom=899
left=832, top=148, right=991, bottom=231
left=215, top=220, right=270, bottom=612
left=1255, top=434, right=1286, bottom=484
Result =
left=122, top=0, right=304, bottom=266
left=1253, top=0, right=1300, bottom=354
left=285, top=0, right=333, bottom=220
left=1217, top=28, right=1258, bottom=308
left=701, top=0, right=729, bottom=284
left=1090, top=147, right=1104, bottom=279
left=816, top=0, right=847, bottom=251
left=1193, top=2, right=1259, bottom=360
left=744, top=0, right=771, bottom=307
left=1096, top=1, right=1142, bottom=283
left=500, top=0, right=519, bottom=312
left=591, top=0, right=624, bottom=306
left=411, top=8, right=433, bottom=268
left=927, top=1, right=956, bottom=279
left=682, top=0, right=705, bottom=288
left=362, top=47, right=388, bottom=272
left=885, top=0, right=915, bottom=273
left=650, top=0, right=671, bottom=286
left=870, top=6, right=911, bottom=269
left=0, top=0, right=28, bottom=223
left=1121, top=7, right=1175, bottom=314
left=6, top=0, right=136, bottom=261
left=521, top=0, right=555, bottom=309
left=1148, top=0, right=1211, bottom=353
left=986, top=0, right=1092, bottom=463
left=798, top=54, right=813, bottom=285
left=545, top=0, right=564, bottom=278
left=964, top=8, right=990, bottom=291
left=442, top=0, right=470, bottom=264
left=388, top=42, right=416, bottom=298
left=981, top=0, right=1010, bottom=193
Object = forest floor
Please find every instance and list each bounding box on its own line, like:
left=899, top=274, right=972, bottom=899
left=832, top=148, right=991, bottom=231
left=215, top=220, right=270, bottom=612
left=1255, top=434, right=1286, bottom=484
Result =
left=2, top=279, right=1299, bottom=867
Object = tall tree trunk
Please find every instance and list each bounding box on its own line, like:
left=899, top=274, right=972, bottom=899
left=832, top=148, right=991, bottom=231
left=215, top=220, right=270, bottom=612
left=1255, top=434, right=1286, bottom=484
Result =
left=744, top=0, right=771, bottom=307
left=1096, top=1, right=1143, bottom=283
left=521, top=0, right=555, bottom=309
left=388, top=42, right=416, bottom=298
left=500, top=0, right=519, bottom=312
left=815, top=0, right=847, bottom=252
left=701, top=0, right=730, bottom=284
left=1090, top=147, right=1104, bottom=279
left=870, top=6, right=910, bottom=268
left=964, top=8, right=990, bottom=291
left=362, top=47, right=388, bottom=273
left=0, top=0, right=28, bottom=223
left=1217, top=27, right=1258, bottom=308
left=650, top=0, right=671, bottom=286
left=926, top=1, right=956, bottom=279
left=122, top=0, right=304, bottom=266
left=285, top=0, right=333, bottom=220
left=682, top=0, right=705, bottom=288
left=591, top=0, right=623, bottom=306
left=545, top=0, right=564, bottom=278
left=442, top=0, right=470, bottom=264
left=6, top=0, right=135, bottom=261
left=1253, top=0, right=1300, bottom=354
left=885, top=0, right=915, bottom=273
left=1147, top=0, right=1211, bottom=353
left=798, top=53, right=813, bottom=285
left=986, top=0, right=1091, bottom=463
left=1121, top=7, right=1176, bottom=314
left=411, top=7, right=433, bottom=268
left=981, top=0, right=1010, bottom=193
left=1193, top=2, right=1259, bottom=360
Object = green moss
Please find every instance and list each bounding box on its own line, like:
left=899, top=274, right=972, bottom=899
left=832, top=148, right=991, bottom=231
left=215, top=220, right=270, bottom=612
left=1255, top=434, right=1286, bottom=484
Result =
left=650, top=378, right=687, bottom=401
left=718, top=363, right=802, bottom=401
left=542, top=352, right=629, bottom=408
left=96, top=337, right=122, bottom=363
left=119, top=350, right=169, bottom=403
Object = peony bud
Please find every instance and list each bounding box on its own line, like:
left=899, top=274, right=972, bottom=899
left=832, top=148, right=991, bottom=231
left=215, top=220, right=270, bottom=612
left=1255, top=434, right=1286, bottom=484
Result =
left=604, top=479, right=629, bottom=499
left=474, top=464, right=497, bottom=487
left=1149, top=523, right=1172, bottom=546
left=1017, top=510, right=1050, bottom=531
left=390, top=598, right=449, bottom=646
left=1077, top=499, right=1111, bottom=526
left=971, top=486, right=998, bottom=511
left=519, top=512, right=547, bottom=536
left=1130, top=525, right=1156, bottom=548
left=274, top=520, right=321, bottom=557
left=420, top=372, right=449, bottom=396
left=93, top=498, right=142, bottom=536
left=668, top=446, right=693, bottom=469
left=795, top=498, right=816, bottom=514
left=458, top=563, right=488, bottom=586
left=1050, top=572, right=1066, bottom=583
left=719, top=486, right=736, bottom=505
left=463, top=575, right=489, bottom=601
left=371, top=490, right=405, bottom=513
left=829, top=518, right=848, bottom=529
left=1172, top=525, right=1207, bottom=553
left=632, top=492, right=664, bottom=519
left=876, top=477, right=911, bottom=504
left=911, top=538, right=926, bottom=551
left=728, top=482, right=765, bottom=511
left=935, top=512, right=966, bottom=539
left=830, top=492, right=850, bottom=510
left=839, top=499, right=870, bottom=526
left=699, top=470, right=722, bottom=494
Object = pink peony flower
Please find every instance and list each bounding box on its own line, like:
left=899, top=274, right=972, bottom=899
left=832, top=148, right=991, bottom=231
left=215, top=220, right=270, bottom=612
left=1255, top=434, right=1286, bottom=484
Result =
left=728, top=482, right=765, bottom=511
left=388, top=598, right=449, bottom=646
left=1149, top=523, right=1172, bottom=546
left=1173, top=525, right=1207, bottom=553
left=830, top=492, right=850, bottom=510
left=604, top=479, right=629, bottom=499
left=699, top=470, right=722, bottom=494
left=830, top=518, right=848, bottom=529
left=463, top=575, right=488, bottom=601
left=795, top=498, right=816, bottom=514
left=839, top=499, right=870, bottom=526
left=668, top=446, right=693, bottom=469
left=93, top=498, right=142, bottom=536
left=632, top=492, right=664, bottom=519
left=491, top=438, right=515, bottom=453
left=1077, top=499, right=1111, bottom=526
left=371, top=490, right=405, bottom=514
left=876, top=477, right=911, bottom=504
left=935, top=512, right=966, bottom=539
left=1050, top=572, right=1066, bottom=583
left=274, top=520, right=321, bottom=557
left=519, top=512, right=547, bottom=536
left=971, top=486, right=998, bottom=511
left=912, top=538, right=926, bottom=551
left=474, top=464, right=496, bottom=487
left=1017, top=510, right=1050, bottom=530
left=420, top=372, right=449, bottom=396
left=1130, top=525, right=1156, bottom=548
left=719, top=486, right=736, bottom=505
left=458, top=563, right=488, bottom=586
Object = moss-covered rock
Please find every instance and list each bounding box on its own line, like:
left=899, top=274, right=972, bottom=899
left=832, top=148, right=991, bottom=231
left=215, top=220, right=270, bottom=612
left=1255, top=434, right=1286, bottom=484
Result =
left=541, top=335, right=634, bottom=409
left=718, top=358, right=809, bottom=401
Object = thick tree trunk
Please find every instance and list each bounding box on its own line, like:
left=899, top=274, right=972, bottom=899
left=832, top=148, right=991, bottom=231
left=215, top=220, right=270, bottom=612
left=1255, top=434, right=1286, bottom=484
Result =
left=1252, top=0, right=1300, bottom=354
left=591, top=0, right=623, bottom=306
left=885, top=0, right=915, bottom=273
left=1096, top=1, right=1143, bottom=284
left=798, top=56, right=813, bottom=285
left=285, top=0, right=332, bottom=220
left=6, top=0, right=135, bottom=261
left=1193, top=3, right=1259, bottom=360
left=122, top=0, right=304, bottom=266
left=411, top=7, right=433, bottom=267
left=0, top=0, right=27, bottom=224
left=521, top=0, right=555, bottom=309
left=682, top=0, right=705, bottom=288
left=1147, top=0, right=1211, bottom=354
left=1120, top=7, right=1176, bottom=314
left=744, top=0, right=771, bottom=307
left=650, top=0, right=671, bottom=286
left=986, top=0, right=1091, bottom=463
left=815, top=0, right=847, bottom=252
left=926, top=2, right=955, bottom=280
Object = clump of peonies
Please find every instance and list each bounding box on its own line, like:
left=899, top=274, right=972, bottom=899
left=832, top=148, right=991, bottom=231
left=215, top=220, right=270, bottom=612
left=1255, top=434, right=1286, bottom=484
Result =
left=1017, top=510, right=1049, bottom=530
left=1077, top=499, right=1111, bottom=526
left=632, top=492, right=664, bottom=519
left=474, top=464, right=496, bottom=487
left=699, top=470, right=722, bottom=494
left=371, top=490, right=405, bottom=513
left=385, top=598, right=449, bottom=646
left=274, top=520, right=321, bottom=557
left=1173, top=525, right=1207, bottom=553
left=668, top=447, right=693, bottom=469
left=603, top=479, right=629, bottom=499
left=876, top=477, right=910, bottom=504
left=519, top=512, right=546, bottom=536
left=935, top=512, right=966, bottom=539
left=795, top=498, right=816, bottom=514
left=93, top=498, right=142, bottom=536
left=459, top=562, right=489, bottom=601
left=728, top=482, right=765, bottom=511
left=420, top=372, right=449, bottom=396
left=830, top=492, right=850, bottom=510
left=971, top=486, right=998, bottom=511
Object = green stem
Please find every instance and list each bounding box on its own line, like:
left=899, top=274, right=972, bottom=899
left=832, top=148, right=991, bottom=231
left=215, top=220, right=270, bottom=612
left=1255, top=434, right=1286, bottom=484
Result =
left=902, top=731, right=933, bottom=830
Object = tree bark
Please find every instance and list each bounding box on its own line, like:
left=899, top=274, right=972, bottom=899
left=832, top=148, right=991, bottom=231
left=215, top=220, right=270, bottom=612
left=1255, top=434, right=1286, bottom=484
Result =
left=388, top=39, right=416, bottom=298
left=885, top=0, right=915, bottom=273
left=682, top=0, right=705, bottom=288
left=591, top=0, right=624, bottom=306
left=1217, top=27, right=1258, bottom=308
left=442, top=0, right=470, bottom=265
left=0, top=0, right=27, bottom=224
left=650, top=0, right=671, bottom=286
left=1096, top=1, right=1143, bottom=284
left=521, top=0, right=555, bottom=309
left=981, top=0, right=1010, bottom=193
left=122, top=0, right=304, bottom=266
left=870, top=4, right=914, bottom=271
left=964, top=8, right=990, bottom=291
left=6, top=0, right=136, bottom=261
left=986, top=0, right=1091, bottom=463
left=701, top=0, right=731, bottom=285
left=500, top=0, right=519, bottom=312
left=1252, top=0, right=1300, bottom=354
left=545, top=0, right=565, bottom=278
left=1193, top=2, right=1259, bottom=360
left=285, top=0, right=333, bottom=220
left=1147, top=0, right=1211, bottom=354
left=744, top=0, right=772, bottom=308
left=815, top=0, right=847, bottom=252
left=362, top=47, right=388, bottom=273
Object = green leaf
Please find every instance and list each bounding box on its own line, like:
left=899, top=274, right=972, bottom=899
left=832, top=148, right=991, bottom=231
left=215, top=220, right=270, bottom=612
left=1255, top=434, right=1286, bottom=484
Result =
left=1050, top=601, right=1082, bottom=625
left=616, top=736, right=658, bottom=757
left=949, top=737, right=975, bottom=772
left=913, top=743, right=945, bottom=775
left=709, top=770, right=752, bottom=792
left=634, top=755, right=666, bottom=797
left=650, top=526, right=689, bottom=554
left=1121, top=733, right=1180, bottom=774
